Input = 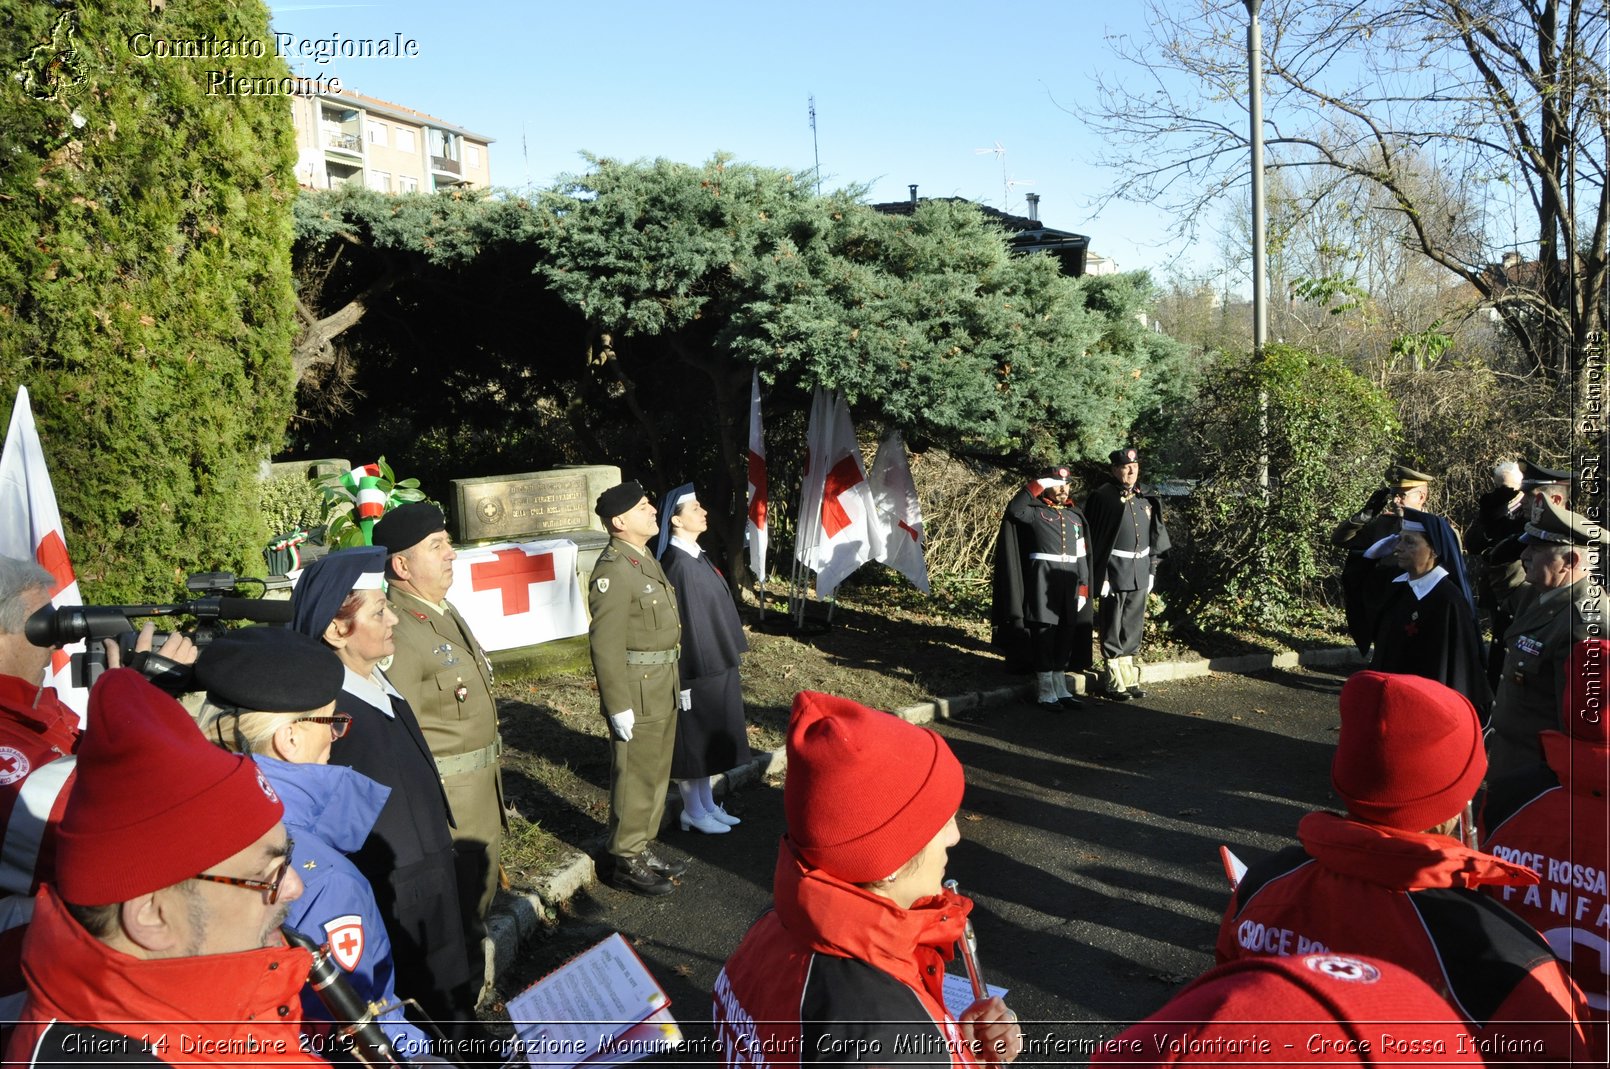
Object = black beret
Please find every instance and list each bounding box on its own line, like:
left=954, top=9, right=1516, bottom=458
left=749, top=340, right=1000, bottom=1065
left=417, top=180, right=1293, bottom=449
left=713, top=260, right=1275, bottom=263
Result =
left=290, top=546, right=387, bottom=639
left=595, top=481, right=648, bottom=521
left=194, top=627, right=344, bottom=713
left=1109, top=447, right=1140, bottom=466
left=371, top=501, right=448, bottom=555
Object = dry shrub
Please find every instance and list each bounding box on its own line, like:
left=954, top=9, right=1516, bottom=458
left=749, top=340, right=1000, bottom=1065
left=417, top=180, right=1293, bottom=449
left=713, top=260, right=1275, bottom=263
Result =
left=907, top=452, right=1019, bottom=581
left=1382, top=363, right=1574, bottom=529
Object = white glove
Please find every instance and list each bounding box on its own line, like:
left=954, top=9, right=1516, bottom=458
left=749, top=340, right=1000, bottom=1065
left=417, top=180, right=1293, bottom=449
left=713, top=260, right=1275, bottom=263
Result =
left=1148, top=573, right=1155, bottom=593
left=1077, top=595, right=1087, bottom=613
left=1101, top=579, right=1111, bottom=598
left=607, top=710, right=635, bottom=742
left=678, top=689, right=692, bottom=711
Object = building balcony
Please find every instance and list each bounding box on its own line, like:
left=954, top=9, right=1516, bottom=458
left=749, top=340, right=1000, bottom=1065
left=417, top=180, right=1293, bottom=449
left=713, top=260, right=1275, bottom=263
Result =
left=430, top=154, right=461, bottom=175
left=326, top=132, right=362, bottom=155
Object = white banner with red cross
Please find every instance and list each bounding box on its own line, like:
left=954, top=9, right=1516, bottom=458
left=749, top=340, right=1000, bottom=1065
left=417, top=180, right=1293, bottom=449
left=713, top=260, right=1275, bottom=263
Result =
left=448, top=539, right=587, bottom=652
left=795, top=388, right=886, bottom=598
left=0, top=387, right=88, bottom=719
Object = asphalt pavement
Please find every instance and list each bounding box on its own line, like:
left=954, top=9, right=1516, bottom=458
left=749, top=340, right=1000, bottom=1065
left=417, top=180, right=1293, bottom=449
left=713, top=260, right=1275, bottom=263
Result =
left=491, top=665, right=1352, bottom=1065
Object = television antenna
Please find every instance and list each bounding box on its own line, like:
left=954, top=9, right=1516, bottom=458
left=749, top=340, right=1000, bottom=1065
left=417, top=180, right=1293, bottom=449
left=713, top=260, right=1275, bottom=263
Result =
left=973, top=141, right=1032, bottom=212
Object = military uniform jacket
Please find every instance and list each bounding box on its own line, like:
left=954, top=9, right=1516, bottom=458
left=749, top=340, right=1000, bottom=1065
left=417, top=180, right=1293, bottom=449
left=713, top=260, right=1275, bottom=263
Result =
left=385, top=592, right=505, bottom=829
left=589, top=538, right=681, bottom=718
left=1085, top=484, right=1169, bottom=592
left=1002, top=489, right=1091, bottom=625
left=1490, top=576, right=1605, bottom=777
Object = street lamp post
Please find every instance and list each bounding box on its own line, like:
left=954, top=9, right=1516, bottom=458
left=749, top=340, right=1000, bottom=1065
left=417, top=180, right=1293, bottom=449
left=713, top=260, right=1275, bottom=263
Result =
left=1246, top=0, right=1268, bottom=352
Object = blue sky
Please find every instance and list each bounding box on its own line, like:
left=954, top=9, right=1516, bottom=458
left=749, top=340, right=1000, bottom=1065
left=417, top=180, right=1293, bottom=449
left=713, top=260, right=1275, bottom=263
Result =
left=267, top=1, right=1219, bottom=277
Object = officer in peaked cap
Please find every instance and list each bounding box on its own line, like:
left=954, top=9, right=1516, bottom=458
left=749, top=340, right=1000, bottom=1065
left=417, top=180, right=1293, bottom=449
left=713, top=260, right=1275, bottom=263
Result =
left=588, top=481, right=688, bottom=896
left=1332, top=462, right=1437, bottom=655
left=1083, top=447, right=1170, bottom=700
left=1487, top=496, right=1607, bottom=779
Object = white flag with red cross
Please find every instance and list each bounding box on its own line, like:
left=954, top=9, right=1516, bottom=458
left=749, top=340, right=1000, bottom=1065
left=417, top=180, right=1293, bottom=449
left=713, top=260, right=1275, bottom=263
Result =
left=869, top=431, right=930, bottom=593
left=448, top=539, right=587, bottom=652
left=795, top=388, right=886, bottom=598
left=746, top=370, right=768, bottom=584
left=0, top=387, right=88, bottom=718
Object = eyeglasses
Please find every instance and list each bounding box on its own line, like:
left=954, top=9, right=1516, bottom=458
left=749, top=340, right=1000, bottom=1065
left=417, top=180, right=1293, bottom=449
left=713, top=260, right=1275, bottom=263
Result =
left=194, top=837, right=296, bottom=904
left=296, top=713, right=352, bottom=740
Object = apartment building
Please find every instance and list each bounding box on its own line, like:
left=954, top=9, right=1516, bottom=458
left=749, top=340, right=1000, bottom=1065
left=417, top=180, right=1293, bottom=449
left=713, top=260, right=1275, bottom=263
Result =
left=289, top=88, right=493, bottom=193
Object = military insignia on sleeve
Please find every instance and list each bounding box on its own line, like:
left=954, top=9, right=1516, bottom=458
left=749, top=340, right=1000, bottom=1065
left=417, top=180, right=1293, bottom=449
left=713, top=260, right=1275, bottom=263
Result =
left=595, top=578, right=609, bottom=593
left=322, top=915, right=365, bottom=972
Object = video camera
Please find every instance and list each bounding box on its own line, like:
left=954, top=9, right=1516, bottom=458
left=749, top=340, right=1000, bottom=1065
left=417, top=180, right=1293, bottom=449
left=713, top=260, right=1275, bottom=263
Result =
left=24, top=571, right=293, bottom=692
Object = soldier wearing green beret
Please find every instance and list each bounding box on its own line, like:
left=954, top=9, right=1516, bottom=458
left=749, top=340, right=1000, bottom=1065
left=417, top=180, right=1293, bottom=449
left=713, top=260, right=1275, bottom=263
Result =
left=1488, top=496, right=1608, bottom=779
left=589, top=482, right=688, bottom=897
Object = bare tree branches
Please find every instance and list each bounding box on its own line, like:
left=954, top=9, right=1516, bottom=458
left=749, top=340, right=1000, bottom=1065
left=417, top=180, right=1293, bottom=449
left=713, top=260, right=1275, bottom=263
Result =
left=1079, top=0, right=1606, bottom=377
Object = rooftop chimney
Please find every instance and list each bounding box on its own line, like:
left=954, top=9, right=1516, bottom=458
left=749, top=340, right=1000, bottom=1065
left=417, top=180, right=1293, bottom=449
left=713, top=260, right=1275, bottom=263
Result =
left=909, top=184, right=919, bottom=206
left=1025, top=193, right=1040, bottom=222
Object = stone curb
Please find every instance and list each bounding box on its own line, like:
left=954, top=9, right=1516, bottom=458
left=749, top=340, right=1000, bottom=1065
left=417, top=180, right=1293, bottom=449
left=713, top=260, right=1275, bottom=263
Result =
left=480, top=644, right=1364, bottom=994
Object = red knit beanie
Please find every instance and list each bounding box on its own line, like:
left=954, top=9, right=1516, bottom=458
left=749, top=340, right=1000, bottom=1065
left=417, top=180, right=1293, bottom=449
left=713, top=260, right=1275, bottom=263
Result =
left=55, top=669, right=285, bottom=906
left=1090, top=953, right=1480, bottom=1065
left=785, top=690, right=964, bottom=883
left=1332, top=672, right=1485, bottom=831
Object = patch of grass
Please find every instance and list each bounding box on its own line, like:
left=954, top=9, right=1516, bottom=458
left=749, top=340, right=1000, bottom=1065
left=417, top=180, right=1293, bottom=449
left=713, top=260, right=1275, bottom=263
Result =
left=499, top=812, right=568, bottom=886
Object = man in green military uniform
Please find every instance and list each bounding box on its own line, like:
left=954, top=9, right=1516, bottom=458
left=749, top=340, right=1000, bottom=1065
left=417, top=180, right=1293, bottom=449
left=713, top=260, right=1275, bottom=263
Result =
left=1488, top=496, right=1607, bottom=779
left=589, top=481, right=689, bottom=897
left=371, top=502, right=504, bottom=955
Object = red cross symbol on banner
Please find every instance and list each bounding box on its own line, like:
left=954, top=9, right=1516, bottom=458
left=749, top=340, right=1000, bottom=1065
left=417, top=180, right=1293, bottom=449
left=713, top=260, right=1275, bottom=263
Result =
left=897, top=520, right=920, bottom=542
left=820, top=455, right=865, bottom=538
left=470, top=548, right=555, bottom=615
left=747, top=449, right=768, bottom=528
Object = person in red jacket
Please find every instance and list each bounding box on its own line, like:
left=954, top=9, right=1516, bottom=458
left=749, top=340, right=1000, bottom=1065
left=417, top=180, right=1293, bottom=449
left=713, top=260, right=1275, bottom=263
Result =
left=1217, top=671, right=1592, bottom=1063
left=713, top=690, right=1023, bottom=1068
left=1480, top=637, right=1609, bottom=1056
left=4, top=669, right=329, bottom=1067
left=0, top=557, right=80, bottom=1025
left=1091, top=952, right=1484, bottom=1066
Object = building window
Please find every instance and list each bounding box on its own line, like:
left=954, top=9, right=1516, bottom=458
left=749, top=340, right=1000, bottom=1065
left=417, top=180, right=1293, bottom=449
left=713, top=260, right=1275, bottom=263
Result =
left=466, top=144, right=481, bottom=169
left=398, top=175, right=418, bottom=193
left=366, top=170, right=392, bottom=193
left=395, top=128, right=416, bottom=154
left=366, top=120, right=388, bottom=147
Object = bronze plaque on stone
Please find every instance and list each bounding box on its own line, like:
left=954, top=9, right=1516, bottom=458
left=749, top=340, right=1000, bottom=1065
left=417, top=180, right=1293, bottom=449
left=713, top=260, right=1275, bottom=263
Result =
left=454, top=472, right=591, bottom=543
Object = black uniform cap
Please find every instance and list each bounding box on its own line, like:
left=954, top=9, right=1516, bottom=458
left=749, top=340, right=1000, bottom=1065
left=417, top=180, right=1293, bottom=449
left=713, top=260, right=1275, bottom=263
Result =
left=194, top=627, right=344, bottom=713
left=1109, top=447, right=1140, bottom=466
left=371, top=501, right=448, bottom=555
left=1519, top=458, right=1572, bottom=487
left=595, top=480, right=648, bottom=520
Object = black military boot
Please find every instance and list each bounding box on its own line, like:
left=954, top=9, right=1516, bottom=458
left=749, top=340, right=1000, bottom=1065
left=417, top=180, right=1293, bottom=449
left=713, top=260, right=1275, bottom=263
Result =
left=640, top=845, right=687, bottom=878
left=611, top=855, right=674, bottom=896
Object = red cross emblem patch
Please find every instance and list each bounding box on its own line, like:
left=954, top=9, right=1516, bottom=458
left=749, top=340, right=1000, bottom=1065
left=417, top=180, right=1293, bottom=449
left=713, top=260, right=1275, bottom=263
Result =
left=322, top=914, right=365, bottom=972
left=0, top=747, right=30, bottom=786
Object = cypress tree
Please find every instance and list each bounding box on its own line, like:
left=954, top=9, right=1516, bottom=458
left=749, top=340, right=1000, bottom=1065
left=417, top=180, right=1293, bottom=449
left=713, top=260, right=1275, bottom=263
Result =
left=0, top=0, right=297, bottom=602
